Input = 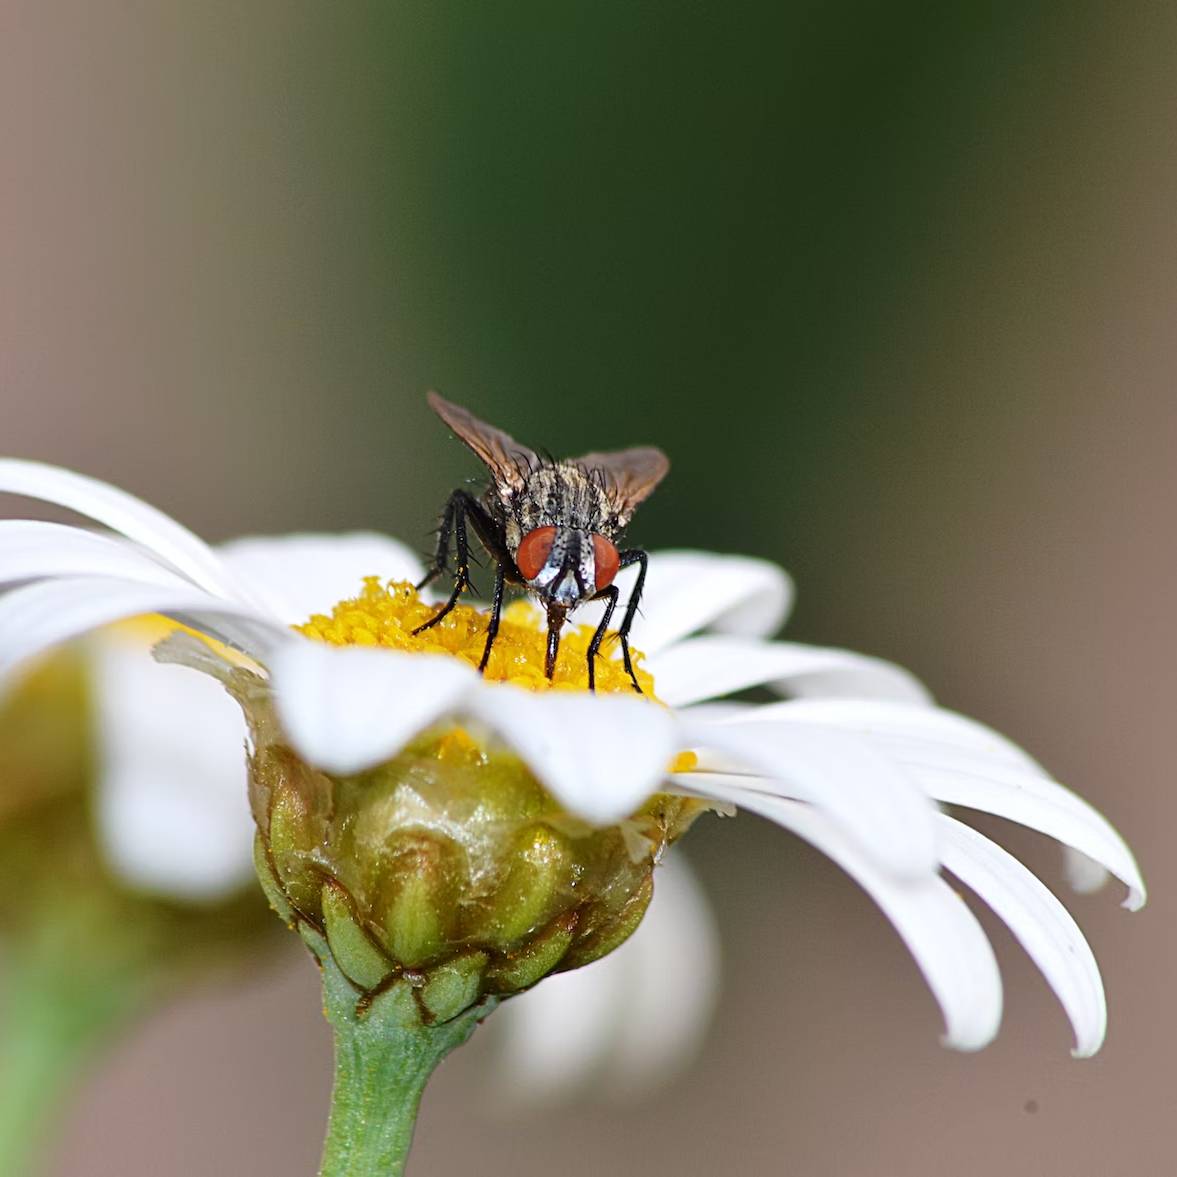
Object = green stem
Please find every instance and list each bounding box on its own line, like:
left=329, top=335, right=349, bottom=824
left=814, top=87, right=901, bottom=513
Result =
left=0, top=922, right=149, bottom=1177
left=314, top=936, right=493, bottom=1177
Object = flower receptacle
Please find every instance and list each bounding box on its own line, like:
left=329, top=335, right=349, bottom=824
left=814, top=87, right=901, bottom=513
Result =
left=240, top=681, right=705, bottom=1021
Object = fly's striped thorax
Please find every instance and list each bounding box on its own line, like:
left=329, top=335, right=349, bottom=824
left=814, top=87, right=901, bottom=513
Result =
left=516, top=465, right=612, bottom=534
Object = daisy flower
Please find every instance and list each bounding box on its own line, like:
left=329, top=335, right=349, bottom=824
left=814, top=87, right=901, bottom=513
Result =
left=66, top=618, right=725, bottom=1101
left=0, top=458, right=1143, bottom=1065
left=96, top=618, right=724, bottom=1101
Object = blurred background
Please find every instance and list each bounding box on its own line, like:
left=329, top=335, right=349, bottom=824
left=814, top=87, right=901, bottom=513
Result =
left=0, top=3, right=1172, bottom=1173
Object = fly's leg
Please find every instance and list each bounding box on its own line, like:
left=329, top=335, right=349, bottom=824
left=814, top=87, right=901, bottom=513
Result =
left=414, top=490, right=495, bottom=633
left=545, top=623, right=561, bottom=680
left=585, top=585, right=619, bottom=692
left=479, top=561, right=506, bottom=672
left=544, top=603, right=567, bottom=680
left=416, top=489, right=461, bottom=593
left=616, top=549, right=649, bottom=693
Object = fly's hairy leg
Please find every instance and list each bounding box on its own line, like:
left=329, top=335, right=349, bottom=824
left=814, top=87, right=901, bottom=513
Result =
left=616, top=549, right=648, bottom=693
left=585, top=585, right=619, bottom=692
left=479, top=562, right=506, bottom=672
left=415, top=489, right=461, bottom=593
left=414, top=490, right=496, bottom=633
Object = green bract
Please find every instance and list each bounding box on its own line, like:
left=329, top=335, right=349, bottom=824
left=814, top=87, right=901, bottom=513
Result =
left=244, top=687, right=704, bottom=1022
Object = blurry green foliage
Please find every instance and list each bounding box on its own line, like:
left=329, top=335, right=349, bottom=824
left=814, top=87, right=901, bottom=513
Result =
left=269, top=3, right=1090, bottom=638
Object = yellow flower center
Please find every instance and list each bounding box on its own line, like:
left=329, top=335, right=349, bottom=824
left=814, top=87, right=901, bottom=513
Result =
left=295, top=578, right=657, bottom=696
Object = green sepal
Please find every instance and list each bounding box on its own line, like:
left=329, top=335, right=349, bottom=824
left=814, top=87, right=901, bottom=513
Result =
left=563, top=873, right=653, bottom=970
left=477, top=824, right=574, bottom=948
left=252, top=834, right=295, bottom=926
left=267, top=788, right=320, bottom=915
left=376, top=833, right=461, bottom=967
left=322, top=880, right=393, bottom=991
left=421, top=951, right=488, bottom=1022
left=488, top=913, right=575, bottom=991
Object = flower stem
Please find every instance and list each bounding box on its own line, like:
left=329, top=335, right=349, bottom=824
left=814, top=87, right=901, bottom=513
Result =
left=314, top=934, right=494, bottom=1177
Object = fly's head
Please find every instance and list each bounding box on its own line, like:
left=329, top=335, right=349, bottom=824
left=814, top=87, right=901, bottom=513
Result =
left=508, top=464, right=622, bottom=614
left=426, top=392, right=668, bottom=620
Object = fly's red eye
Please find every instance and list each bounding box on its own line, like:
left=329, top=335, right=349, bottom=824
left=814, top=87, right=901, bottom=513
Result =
left=592, top=533, right=620, bottom=590
left=516, top=525, right=557, bottom=581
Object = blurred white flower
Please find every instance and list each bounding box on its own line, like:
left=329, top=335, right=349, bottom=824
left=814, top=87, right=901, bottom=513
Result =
left=1063, top=845, right=1112, bottom=895
left=0, top=459, right=1146, bottom=1057
left=487, top=852, right=719, bottom=1103
left=87, top=624, right=255, bottom=902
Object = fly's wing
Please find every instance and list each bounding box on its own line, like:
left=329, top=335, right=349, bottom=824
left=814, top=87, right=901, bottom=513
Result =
left=571, top=446, right=669, bottom=528
left=427, top=391, right=538, bottom=497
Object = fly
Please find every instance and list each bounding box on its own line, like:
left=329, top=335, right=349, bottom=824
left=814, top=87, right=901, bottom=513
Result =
left=414, top=391, right=669, bottom=692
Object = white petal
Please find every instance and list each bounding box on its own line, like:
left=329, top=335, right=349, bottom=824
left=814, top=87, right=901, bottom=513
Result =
left=92, top=633, right=255, bottom=901
left=743, top=697, right=1045, bottom=774
left=648, top=635, right=932, bottom=707
left=0, top=521, right=195, bottom=589
left=0, top=459, right=253, bottom=602
left=681, top=783, right=1001, bottom=1051
left=563, top=550, right=792, bottom=655
left=0, top=576, right=287, bottom=687
left=939, top=815, right=1106, bottom=1058
left=1063, top=846, right=1111, bottom=895
left=910, top=760, right=1145, bottom=911
left=491, top=853, right=719, bottom=1101
left=470, top=688, right=677, bottom=825
left=679, top=718, right=941, bottom=879
left=217, top=532, right=426, bottom=625
left=268, top=641, right=478, bottom=776
left=712, top=699, right=1146, bottom=910
left=676, top=701, right=755, bottom=723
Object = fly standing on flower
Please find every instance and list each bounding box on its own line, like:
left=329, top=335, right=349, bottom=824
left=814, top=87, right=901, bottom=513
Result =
left=415, top=391, right=669, bottom=691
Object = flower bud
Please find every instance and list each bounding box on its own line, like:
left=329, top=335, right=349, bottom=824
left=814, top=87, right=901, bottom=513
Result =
left=240, top=686, right=704, bottom=1020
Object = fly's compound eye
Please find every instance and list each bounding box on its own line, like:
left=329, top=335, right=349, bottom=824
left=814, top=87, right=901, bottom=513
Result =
left=592, top=533, right=620, bottom=590
left=516, top=525, right=557, bottom=581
